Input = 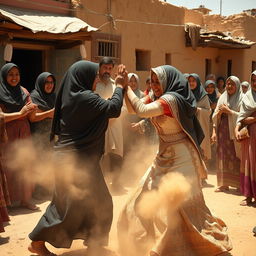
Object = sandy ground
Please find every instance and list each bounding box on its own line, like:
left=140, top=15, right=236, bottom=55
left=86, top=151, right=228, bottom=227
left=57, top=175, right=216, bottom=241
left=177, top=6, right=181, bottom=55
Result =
left=1, top=172, right=256, bottom=256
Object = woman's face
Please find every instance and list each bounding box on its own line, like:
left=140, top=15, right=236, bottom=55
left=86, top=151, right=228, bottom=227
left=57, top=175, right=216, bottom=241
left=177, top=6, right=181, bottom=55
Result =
left=146, top=80, right=151, bottom=90
left=188, top=76, right=197, bottom=90
left=226, top=79, right=237, bottom=95
left=44, top=76, right=55, bottom=94
left=242, top=85, right=249, bottom=94
left=205, top=83, right=215, bottom=95
left=217, top=79, right=225, bottom=91
left=151, top=72, right=163, bottom=98
left=7, top=67, right=20, bottom=87
left=251, top=74, right=256, bottom=92
left=129, top=75, right=138, bottom=91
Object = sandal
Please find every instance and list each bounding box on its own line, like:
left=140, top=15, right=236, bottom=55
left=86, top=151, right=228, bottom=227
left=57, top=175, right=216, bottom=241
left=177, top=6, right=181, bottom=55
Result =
left=214, top=186, right=229, bottom=192
left=240, top=197, right=253, bottom=206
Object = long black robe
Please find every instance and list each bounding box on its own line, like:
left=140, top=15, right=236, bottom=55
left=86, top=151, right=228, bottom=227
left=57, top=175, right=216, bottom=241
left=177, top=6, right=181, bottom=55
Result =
left=29, top=60, right=124, bottom=248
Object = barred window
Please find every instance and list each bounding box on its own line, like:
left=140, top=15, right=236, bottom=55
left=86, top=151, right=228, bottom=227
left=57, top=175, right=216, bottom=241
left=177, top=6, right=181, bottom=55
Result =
left=91, top=33, right=121, bottom=63
left=98, top=40, right=118, bottom=59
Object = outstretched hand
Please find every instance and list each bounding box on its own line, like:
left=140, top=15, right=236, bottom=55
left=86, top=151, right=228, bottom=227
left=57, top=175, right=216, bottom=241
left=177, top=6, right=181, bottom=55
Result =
left=115, top=64, right=128, bottom=89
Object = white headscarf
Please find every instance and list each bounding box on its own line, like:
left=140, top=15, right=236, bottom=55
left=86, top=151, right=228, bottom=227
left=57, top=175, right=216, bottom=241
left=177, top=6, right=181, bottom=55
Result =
left=128, top=73, right=144, bottom=98
left=237, top=71, right=256, bottom=125
left=212, top=76, right=243, bottom=158
left=241, top=81, right=250, bottom=89
left=128, top=73, right=140, bottom=87
left=216, top=76, right=243, bottom=112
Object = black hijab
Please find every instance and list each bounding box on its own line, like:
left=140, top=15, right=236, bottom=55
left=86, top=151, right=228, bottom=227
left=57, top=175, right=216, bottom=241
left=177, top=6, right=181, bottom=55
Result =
left=51, top=60, right=114, bottom=154
left=189, top=73, right=207, bottom=102
left=217, top=76, right=226, bottom=87
left=204, top=80, right=218, bottom=104
left=0, top=63, right=27, bottom=112
left=153, top=65, right=204, bottom=150
left=30, top=72, right=56, bottom=111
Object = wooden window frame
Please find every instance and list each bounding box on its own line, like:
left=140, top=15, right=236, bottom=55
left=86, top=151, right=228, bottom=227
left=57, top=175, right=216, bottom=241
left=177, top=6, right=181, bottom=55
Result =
left=91, top=33, right=121, bottom=64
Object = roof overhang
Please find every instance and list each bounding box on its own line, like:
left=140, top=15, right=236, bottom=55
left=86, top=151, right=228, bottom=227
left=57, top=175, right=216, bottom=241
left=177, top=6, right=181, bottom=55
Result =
left=185, top=25, right=255, bottom=50
left=0, top=6, right=98, bottom=49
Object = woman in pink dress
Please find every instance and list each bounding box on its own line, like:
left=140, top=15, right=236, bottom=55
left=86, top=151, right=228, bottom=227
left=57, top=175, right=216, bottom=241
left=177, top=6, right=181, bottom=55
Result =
left=0, top=63, right=38, bottom=210
left=212, top=76, right=243, bottom=192
left=235, top=71, right=256, bottom=206
left=0, top=107, right=10, bottom=242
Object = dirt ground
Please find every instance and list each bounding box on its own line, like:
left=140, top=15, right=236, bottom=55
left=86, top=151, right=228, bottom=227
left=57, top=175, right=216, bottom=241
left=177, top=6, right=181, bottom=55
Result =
left=1, top=172, right=256, bottom=256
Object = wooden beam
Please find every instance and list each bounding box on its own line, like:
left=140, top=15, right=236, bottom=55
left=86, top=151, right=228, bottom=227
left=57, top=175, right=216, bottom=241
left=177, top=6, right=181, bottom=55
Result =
left=12, top=40, right=55, bottom=50
left=0, top=27, right=93, bottom=41
left=0, top=21, right=23, bottom=30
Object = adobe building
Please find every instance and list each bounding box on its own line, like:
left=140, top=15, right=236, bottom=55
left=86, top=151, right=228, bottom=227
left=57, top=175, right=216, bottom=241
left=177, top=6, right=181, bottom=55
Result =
left=74, top=0, right=256, bottom=88
left=0, top=0, right=255, bottom=91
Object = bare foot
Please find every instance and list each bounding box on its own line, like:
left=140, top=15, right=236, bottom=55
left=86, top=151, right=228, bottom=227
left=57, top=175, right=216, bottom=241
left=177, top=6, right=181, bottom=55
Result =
left=28, top=241, right=57, bottom=256
left=21, top=201, right=40, bottom=211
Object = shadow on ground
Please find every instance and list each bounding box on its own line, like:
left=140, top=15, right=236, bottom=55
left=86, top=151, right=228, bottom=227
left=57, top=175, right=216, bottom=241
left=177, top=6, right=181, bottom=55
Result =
left=60, top=247, right=118, bottom=256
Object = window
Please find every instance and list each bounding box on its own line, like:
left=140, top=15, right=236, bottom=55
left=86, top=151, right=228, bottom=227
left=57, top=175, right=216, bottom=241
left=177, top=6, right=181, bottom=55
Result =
left=252, top=61, right=256, bottom=72
left=227, top=59, right=232, bottom=77
left=97, top=40, right=118, bottom=59
left=205, top=59, right=212, bottom=79
left=91, top=33, right=121, bottom=63
left=165, top=53, right=171, bottom=65
left=136, top=50, right=151, bottom=71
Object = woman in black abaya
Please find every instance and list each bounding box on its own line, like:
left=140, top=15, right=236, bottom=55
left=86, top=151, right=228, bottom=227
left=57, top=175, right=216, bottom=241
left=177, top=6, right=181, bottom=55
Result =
left=29, top=61, right=126, bottom=256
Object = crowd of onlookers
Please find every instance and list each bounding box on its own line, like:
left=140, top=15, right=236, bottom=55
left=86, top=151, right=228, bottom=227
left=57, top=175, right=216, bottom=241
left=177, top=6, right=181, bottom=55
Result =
left=185, top=72, right=256, bottom=210
left=0, top=58, right=256, bottom=244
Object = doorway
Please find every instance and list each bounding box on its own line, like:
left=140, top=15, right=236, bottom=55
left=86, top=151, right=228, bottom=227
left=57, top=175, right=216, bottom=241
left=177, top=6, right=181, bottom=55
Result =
left=11, top=49, right=43, bottom=92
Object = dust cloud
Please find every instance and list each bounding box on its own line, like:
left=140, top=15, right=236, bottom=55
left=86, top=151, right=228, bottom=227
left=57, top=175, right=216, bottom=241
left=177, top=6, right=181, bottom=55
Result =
left=137, top=172, right=191, bottom=220
left=5, top=138, right=90, bottom=201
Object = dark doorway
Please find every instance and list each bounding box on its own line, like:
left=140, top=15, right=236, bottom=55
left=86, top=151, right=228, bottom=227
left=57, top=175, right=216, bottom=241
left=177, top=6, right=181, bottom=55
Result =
left=11, top=49, right=43, bottom=92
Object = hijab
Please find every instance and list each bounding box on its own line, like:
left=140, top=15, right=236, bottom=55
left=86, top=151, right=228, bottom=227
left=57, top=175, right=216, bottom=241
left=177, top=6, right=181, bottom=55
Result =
left=51, top=60, right=121, bottom=154
left=217, top=76, right=243, bottom=112
left=128, top=73, right=144, bottom=98
left=217, top=76, right=225, bottom=85
left=204, top=80, right=218, bottom=104
left=237, top=71, right=256, bottom=124
left=151, top=65, right=204, bottom=151
left=206, top=74, right=216, bottom=81
left=30, top=72, right=56, bottom=111
left=241, top=81, right=251, bottom=91
left=183, top=73, right=189, bottom=80
left=216, top=76, right=226, bottom=94
left=212, top=76, right=243, bottom=158
left=188, top=73, right=207, bottom=102
left=0, top=63, right=27, bottom=112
